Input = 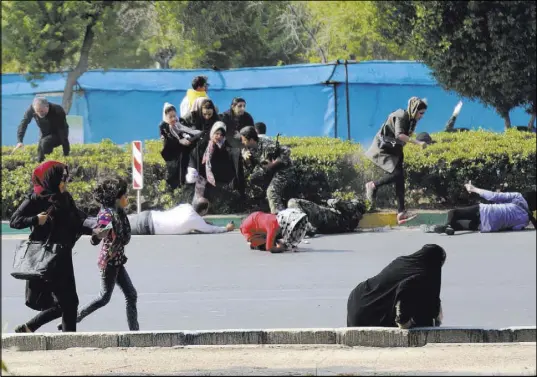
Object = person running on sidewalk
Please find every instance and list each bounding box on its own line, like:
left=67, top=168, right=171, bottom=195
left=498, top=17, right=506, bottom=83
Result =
left=287, top=197, right=366, bottom=235
left=11, top=161, right=95, bottom=333
left=240, top=208, right=308, bottom=253
left=128, top=198, right=235, bottom=235
left=364, top=97, right=430, bottom=225
left=421, top=182, right=536, bottom=235
left=347, top=244, right=446, bottom=329
left=59, top=177, right=139, bottom=331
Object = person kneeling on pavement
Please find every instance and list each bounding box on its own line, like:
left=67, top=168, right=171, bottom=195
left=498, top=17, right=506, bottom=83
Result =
left=347, top=244, right=446, bottom=329
left=421, top=182, right=536, bottom=235
left=240, top=208, right=308, bottom=253
left=287, top=198, right=366, bottom=235
left=128, top=198, right=235, bottom=235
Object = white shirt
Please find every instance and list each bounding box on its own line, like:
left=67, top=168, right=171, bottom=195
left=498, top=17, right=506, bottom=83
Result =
left=150, top=204, right=227, bottom=235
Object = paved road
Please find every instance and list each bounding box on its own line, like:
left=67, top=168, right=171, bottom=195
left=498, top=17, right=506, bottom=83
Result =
left=2, top=229, right=535, bottom=333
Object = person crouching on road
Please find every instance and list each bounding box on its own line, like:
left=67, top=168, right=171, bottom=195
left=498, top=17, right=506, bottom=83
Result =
left=421, top=182, right=536, bottom=235
left=240, top=208, right=309, bottom=253
left=347, top=244, right=446, bottom=329
left=60, top=177, right=139, bottom=331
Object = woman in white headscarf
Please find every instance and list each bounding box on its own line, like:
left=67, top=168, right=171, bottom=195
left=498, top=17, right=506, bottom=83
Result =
left=364, top=97, right=429, bottom=224
left=193, top=121, right=245, bottom=204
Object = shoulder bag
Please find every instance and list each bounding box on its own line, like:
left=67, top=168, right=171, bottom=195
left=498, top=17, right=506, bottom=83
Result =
left=11, top=208, right=59, bottom=280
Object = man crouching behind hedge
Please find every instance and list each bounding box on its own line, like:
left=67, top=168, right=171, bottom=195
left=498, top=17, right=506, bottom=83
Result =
left=15, top=97, right=70, bottom=162
left=240, top=126, right=295, bottom=214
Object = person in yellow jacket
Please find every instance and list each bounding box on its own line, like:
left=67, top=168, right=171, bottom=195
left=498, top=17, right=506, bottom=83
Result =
left=179, top=76, right=209, bottom=117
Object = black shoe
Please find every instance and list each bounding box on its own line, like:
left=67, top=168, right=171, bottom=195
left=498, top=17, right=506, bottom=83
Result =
left=57, top=322, right=63, bottom=331
left=445, top=226, right=455, bottom=236
left=420, top=224, right=447, bottom=234
left=14, top=324, right=32, bottom=333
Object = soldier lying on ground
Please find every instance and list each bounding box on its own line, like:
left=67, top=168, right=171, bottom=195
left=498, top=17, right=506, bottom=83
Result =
left=287, top=198, right=366, bottom=235
left=421, top=182, right=536, bottom=235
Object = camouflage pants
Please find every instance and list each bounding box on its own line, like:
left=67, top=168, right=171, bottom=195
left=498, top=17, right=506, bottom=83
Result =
left=266, top=169, right=295, bottom=214
left=287, top=198, right=362, bottom=234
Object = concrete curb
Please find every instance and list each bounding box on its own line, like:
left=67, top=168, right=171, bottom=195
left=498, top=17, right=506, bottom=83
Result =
left=2, top=327, right=534, bottom=351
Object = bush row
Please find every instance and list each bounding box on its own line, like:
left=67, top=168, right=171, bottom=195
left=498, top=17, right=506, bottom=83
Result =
left=1, top=130, right=535, bottom=220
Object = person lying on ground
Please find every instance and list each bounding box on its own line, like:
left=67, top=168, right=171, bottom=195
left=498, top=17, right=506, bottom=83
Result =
left=239, top=208, right=309, bottom=253
left=192, top=122, right=245, bottom=204
left=159, top=103, right=202, bottom=190
left=287, top=198, right=366, bottom=235
left=421, top=182, right=536, bottom=235
left=347, top=244, right=446, bottom=329
left=127, top=198, right=235, bottom=235
left=240, top=126, right=295, bottom=214
left=179, top=75, right=209, bottom=118
left=220, top=97, right=254, bottom=148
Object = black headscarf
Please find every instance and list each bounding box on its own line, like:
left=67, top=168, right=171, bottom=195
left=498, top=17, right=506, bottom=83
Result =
left=347, top=244, right=446, bottom=328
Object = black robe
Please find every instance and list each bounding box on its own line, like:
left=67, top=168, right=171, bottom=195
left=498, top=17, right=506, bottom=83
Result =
left=347, top=244, right=445, bottom=328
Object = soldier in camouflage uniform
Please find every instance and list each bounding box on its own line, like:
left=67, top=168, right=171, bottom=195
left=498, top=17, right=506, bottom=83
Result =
left=240, top=126, right=295, bottom=214
left=287, top=198, right=367, bottom=235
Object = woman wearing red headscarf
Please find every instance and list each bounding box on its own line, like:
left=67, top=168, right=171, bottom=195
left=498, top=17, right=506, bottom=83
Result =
left=10, top=161, right=94, bottom=333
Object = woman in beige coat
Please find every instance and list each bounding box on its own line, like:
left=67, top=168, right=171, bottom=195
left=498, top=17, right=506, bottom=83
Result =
left=364, top=97, right=428, bottom=224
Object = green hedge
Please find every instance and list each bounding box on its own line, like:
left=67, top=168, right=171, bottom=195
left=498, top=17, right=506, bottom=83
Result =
left=1, top=130, right=535, bottom=219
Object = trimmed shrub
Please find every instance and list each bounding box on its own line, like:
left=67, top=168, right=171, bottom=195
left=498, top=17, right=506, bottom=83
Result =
left=1, top=130, right=535, bottom=219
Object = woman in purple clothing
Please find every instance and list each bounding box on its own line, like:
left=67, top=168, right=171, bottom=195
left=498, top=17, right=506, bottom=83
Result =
left=421, top=181, right=536, bottom=235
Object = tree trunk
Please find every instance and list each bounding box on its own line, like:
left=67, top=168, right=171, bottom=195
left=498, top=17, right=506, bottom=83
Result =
left=502, top=112, right=511, bottom=130
left=287, top=3, right=327, bottom=64
left=62, top=3, right=112, bottom=113
left=528, top=113, right=536, bottom=131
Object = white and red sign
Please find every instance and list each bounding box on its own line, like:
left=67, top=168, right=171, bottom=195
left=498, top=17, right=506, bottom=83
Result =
left=132, top=141, right=143, bottom=190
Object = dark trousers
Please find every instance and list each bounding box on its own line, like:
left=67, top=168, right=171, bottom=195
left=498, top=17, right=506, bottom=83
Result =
left=77, top=264, right=139, bottom=331
left=26, top=251, right=79, bottom=332
left=447, top=204, right=480, bottom=231
left=374, top=155, right=405, bottom=213
left=37, top=134, right=70, bottom=162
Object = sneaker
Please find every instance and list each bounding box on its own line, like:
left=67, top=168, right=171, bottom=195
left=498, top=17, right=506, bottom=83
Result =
left=445, top=226, right=455, bottom=236
left=397, top=211, right=418, bottom=225
left=14, top=324, right=32, bottom=333
left=420, top=224, right=447, bottom=234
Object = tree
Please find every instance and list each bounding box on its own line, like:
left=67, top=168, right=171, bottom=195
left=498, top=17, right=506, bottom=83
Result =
left=301, top=1, right=416, bottom=62
left=375, top=1, right=537, bottom=130
left=1, top=1, right=152, bottom=113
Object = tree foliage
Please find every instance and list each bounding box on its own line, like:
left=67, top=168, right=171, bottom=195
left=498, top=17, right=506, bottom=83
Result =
left=375, top=0, right=537, bottom=129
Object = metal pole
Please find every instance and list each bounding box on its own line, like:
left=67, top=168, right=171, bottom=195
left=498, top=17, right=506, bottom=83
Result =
left=344, top=60, right=351, bottom=141
left=137, top=190, right=141, bottom=214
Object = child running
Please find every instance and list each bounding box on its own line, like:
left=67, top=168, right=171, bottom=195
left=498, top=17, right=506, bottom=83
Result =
left=58, top=176, right=139, bottom=331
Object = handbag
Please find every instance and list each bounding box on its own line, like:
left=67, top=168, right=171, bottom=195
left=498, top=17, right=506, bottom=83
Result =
left=11, top=209, right=59, bottom=281
left=378, top=123, right=398, bottom=151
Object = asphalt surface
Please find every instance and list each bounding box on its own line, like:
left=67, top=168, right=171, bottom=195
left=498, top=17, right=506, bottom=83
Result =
left=2, top=229, right=536, bottom=333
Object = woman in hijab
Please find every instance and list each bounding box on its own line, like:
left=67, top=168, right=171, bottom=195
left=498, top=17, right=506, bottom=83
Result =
left=220, top=97, right=255, bottom=148
left=159, top=103, right=201, bottom=190
left=364, top=97, right=429, bottom=224
left=240, top=208, right=309, bottom=253
left=182, top=98, right=221, bottom=180
left=10, top=161, right=94, bottom=333
left=193, top=121, right=245, bottom=203
left=347, top=244, right=446, bottom=329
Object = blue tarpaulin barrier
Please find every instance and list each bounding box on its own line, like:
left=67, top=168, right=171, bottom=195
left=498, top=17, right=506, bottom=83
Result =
left=1, top=61, right=530, bottom=147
